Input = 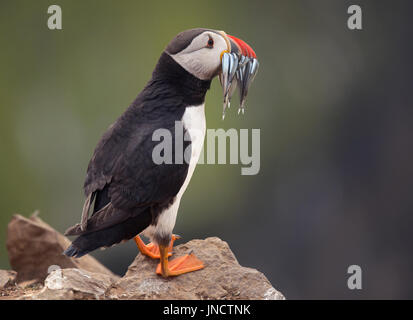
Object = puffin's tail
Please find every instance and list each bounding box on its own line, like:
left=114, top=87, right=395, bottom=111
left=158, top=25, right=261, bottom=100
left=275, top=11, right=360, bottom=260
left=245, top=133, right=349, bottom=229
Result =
left=63, top=244, right=86, bottom=258
left=63, top=209, right=152, bottom=258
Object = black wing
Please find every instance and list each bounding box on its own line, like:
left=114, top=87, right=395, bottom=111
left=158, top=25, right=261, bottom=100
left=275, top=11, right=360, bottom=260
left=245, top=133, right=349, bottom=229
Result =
left=65, top=96, right=190, bottom=236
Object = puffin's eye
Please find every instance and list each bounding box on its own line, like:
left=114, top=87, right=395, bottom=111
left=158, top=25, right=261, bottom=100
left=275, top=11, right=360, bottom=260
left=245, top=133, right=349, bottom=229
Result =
left=207, top=38, right=214, bottom=48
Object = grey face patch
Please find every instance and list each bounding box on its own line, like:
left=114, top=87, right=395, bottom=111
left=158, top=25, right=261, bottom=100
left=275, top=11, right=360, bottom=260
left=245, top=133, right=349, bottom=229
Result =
left=165, top=28, right=218, bottom=55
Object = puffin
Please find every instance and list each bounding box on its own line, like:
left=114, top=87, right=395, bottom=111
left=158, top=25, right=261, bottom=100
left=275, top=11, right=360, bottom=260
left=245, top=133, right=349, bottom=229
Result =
left=64, top=28, right=258, bottom=277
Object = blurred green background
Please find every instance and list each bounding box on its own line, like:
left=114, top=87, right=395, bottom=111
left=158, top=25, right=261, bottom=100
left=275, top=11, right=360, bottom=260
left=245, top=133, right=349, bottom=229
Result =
left=1, top=0, right=413, bottom=299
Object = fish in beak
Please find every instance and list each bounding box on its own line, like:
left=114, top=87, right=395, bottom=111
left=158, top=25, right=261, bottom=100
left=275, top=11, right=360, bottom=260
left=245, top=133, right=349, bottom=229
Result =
left=219, top=32, right=259, bottom=119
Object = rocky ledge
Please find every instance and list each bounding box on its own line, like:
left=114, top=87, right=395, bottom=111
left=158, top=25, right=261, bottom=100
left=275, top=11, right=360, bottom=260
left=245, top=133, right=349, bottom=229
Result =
left=1, top=213, right=285, bottom=300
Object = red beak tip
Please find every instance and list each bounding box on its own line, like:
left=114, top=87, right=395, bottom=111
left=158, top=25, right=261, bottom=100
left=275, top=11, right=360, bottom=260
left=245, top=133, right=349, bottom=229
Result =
left=228, top=34, right=257, bottom=59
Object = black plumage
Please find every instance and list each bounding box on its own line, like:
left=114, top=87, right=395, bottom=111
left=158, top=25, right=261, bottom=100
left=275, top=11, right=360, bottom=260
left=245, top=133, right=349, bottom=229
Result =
left=64, top=52, right=211, bottom=257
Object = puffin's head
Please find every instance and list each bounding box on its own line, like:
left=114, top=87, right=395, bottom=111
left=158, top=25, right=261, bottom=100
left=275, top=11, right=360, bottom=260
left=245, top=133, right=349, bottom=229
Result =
left=166, top=28, right=259, bottom=118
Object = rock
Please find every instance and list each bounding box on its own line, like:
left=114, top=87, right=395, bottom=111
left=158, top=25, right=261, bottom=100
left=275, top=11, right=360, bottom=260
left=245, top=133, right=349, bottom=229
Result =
left=6, top=213, right=117, bottom=283
left=27, top=268, right=118, bottom=300
left=0, top=270, right=17, bottom=289
left=4, top=213, right=284, bottom=300
left=107, top=237, right=285, bottom=300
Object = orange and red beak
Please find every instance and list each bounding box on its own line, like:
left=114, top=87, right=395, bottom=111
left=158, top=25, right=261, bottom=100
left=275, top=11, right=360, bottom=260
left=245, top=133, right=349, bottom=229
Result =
left=219, top=32, right=259, bottom=119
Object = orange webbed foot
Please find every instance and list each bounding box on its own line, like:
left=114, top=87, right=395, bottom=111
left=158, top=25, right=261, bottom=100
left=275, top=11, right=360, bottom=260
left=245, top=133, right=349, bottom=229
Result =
left=156, top=251, right=204, bottom=277
left=134, top=234, right=179, bottom=259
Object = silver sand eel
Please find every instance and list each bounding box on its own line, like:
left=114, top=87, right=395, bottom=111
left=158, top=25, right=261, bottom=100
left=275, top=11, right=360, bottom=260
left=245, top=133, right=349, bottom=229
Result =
left=219, top=52, right=259, bottom=119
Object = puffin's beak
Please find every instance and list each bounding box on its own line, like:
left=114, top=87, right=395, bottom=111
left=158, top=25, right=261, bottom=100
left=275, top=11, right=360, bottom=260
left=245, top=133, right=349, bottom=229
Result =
left=218, top=32, right=259, bottom=119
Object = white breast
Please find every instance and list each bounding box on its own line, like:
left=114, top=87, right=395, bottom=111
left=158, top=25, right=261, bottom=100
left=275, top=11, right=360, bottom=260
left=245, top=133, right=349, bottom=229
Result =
left=142, top=104, right=206, bottom=241
left=178, top=104, right=206, bottom=197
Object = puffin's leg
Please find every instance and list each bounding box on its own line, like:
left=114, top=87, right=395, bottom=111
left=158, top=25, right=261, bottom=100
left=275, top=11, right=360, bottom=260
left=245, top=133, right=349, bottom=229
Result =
left=134, top=234, right=179, bottom=259
left=156, top=245, right=204, bottom=277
